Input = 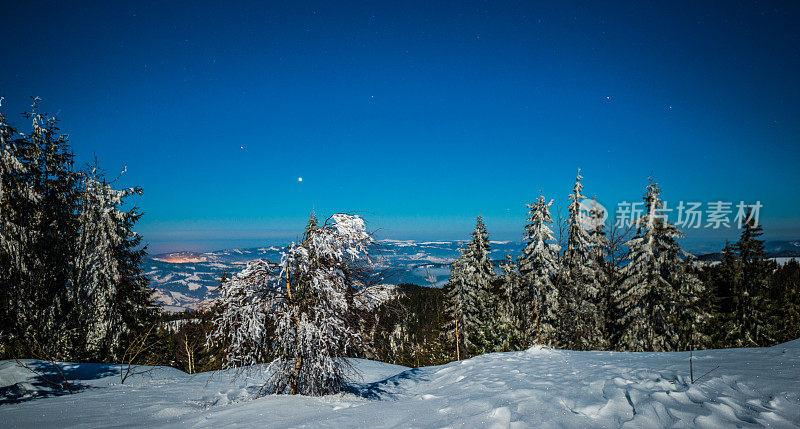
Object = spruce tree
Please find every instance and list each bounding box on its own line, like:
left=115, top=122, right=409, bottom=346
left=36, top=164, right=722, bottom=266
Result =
left=702, top=241, right=740, bottom=347
left=773, top=259, right=800, bottom=343
left=465, top=215, right=494, bottom=313
left=72, top=164, right=155, bottom=360
left=724, top=211, right=776, bottom=347
left=616, top=177, right=689, bottom=352
left=677, top=255, right=713, bottom=350
left=16, top=102, right=78, bottom=359
left=210, top=213, right=392, bottom=395
left=0, top=110, right=37, bottom=356
left=717, top=241, right=740, bottom=314
left=498, top=255, right=521, bottom=346
left=304, top=210, right=319, bottom=238
left=112, top=199, right=155, bottom=359
left=586, top=197, right=615, bottom=347
left=464, top=216, right=498, bottom=352
left=517, top=195, right=560, bottom=347
left=560, top=170, right=604, bottom=350
left=444, top=248, right=481, bottom=359
left=1, top=100, right=154, bottom=361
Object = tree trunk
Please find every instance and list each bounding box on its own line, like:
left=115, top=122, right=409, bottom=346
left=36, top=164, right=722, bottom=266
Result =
left=290, top=313, right=302, bottom=395
left=183, top=334, right=193, bottom=374
left=455, top=316, right=461, bottom=361
left=291, top=354, right=302, bottom=395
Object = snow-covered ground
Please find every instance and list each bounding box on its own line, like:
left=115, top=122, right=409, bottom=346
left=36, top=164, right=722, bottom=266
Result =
left=2, top=340, right=799, bottom=428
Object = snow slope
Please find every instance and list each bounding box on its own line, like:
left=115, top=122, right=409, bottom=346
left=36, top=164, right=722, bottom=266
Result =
left=1, top=340, right=799, bottom=428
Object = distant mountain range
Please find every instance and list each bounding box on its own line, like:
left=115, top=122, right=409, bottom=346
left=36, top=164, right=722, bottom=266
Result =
left=694, top=240, right=800, bottom=261
left=146, top=240, right=521, bottom=313
left=146, top=239, right=800, bottom=313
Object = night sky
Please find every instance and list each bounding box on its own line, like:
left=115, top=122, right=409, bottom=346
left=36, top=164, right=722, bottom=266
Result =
left=2, top=1, right=799, bottom=253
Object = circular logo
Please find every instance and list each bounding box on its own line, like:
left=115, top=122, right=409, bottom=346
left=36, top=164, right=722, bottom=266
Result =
left=578, top=198, right=608, bottom=230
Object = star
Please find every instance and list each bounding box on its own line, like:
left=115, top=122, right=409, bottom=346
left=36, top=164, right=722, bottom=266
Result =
left=298, top=177, right=303, bottom=182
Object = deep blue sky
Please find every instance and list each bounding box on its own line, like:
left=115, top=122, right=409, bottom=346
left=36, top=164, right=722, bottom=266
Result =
left=2, top=1, right=799, bottom=253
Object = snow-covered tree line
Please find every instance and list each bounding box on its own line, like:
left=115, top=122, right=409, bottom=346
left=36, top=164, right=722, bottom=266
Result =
left=442, top=171, right=715, bottom=356
left=0, top=100, right=155, bottom=361
left=153, top=176, right=791, bottom=392
left=174, top=169, right=795, bottom=387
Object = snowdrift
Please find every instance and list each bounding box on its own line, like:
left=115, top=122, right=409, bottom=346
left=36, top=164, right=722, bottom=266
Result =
left=1, top=340, right=799, bottom=428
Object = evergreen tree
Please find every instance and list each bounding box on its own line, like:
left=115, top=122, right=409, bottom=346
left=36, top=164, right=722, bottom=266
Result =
left=443, top=216, right=500, bottom=356
left=444, top=248, right=481, bottom=359
left=717, top=241, right=740, bottom=312
left=304, top=210, right=319, bottom=238
left=1, top=99, right=154, bottom=361
left=489, top=256, right=520, bottom=352
left=209, top=213, right=393, bottom=396
left=463, top=216, right=499, bottom=352
left=465, top=216, right=494, bottom=316
left=560, top=170, right=604, bottom=350
left=14, top=101, right=78, bottom=358
left=112, top=197, right=156, bottom=359
left=498, top=255, right=521, bottom=345
left=72, top=164, right=155, bottom=360
left=517, top=195, right=560, bottom=347
left=0, top=109, right=37, bottom=356
left=698, top=241, right=736, bottom=348
left=586, top=197, right=615, bottom=347
left=616, top=177, right=692, bottom=352
left=677, top=255, right=713, bottom=350
left=724, top=211, right=776, bottom=347
left=773, top=259, right=800, bottom=343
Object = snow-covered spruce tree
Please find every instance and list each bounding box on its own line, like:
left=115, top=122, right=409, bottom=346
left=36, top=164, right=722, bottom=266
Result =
left=12, top=102, right=79, bottom=359
left=718, top=240, right=740, bottom=310
left=677, top=254, right=713, bottom=350
left=209, top=213, right=393, bottom=396
left=498, top=255, right=520, bottom=344
left=722, top=211, right=776, bottom=347
left=587, top=197, right=611, bottom=285
left=517, top=195, right=561, bottom=347
left=616, top=177, right=701, bottom=352
left=705, top=240, right=740, bottom=347
left=493, top=255, right=523, bottom=352
left=466, top=216, right=495, bottom=307
left=775, top=260, right=800, bottom=343
left=559, top=171, right=605, bottom=350
left=1, top=100, right=154, bottom=361
left=464, top=215, right=501, bottom=352
left=72, top=164, right=155, bottom=360
left=0, top=110, right=38, bottom=356
left=443, top=248, right=481, bottom=359
left=111, top=200, right=158, bottom=359
left=586, top=197, right=616, bottom=347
